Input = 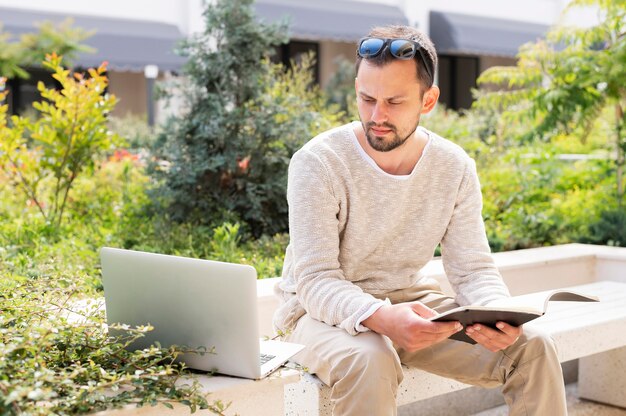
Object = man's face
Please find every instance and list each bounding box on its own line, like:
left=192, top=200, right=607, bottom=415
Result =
left=355, top=59, right=427, bottom=152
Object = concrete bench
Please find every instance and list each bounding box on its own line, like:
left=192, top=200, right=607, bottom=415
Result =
left=283, top=280, right=626, bottom=415
left=96, top=244, right=626, bottom=415
left=210, top=244, right=626, bottom=415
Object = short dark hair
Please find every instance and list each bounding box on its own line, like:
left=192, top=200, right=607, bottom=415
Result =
left=355, top=25, right=437, bottom=88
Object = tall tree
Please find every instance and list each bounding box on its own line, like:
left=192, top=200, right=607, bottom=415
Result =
left=152, top=0, right=343, bottom=238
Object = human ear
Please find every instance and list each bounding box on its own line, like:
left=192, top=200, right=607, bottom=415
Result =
left=420, top=85, right=440, bottom=114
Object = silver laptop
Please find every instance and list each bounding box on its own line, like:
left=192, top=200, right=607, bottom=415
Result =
left=100, top=247, right=303, bottom=379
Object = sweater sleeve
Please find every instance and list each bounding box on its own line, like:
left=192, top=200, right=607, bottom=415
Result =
left=440, top=158, right=511, bottom=306
left=287, top=149, right=385, bottom=335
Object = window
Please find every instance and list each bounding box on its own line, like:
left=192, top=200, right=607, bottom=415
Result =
left=273, top=41, right=320, bottom=84
left=5, top=68, right=59, bottom=115
left=436, top=55, right=479, bottom=111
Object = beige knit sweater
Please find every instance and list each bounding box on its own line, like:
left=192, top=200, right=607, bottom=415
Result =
left=273, top=122, right=510, bottom=336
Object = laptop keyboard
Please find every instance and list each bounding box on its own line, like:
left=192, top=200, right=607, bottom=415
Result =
left=260, top=353, right=276, bottom=365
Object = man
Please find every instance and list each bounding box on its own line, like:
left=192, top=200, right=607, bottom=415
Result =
left=274, top=25, right=567, bottom=415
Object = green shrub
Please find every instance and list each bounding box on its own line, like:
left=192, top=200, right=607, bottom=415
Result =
left=0, top=149, right=287, bottom=281
left=113, top=219, right=288, bottom=280
left=584, top=209, right=626, bottom=247
left=419, top=105, right=618, bottom=251
left=474, top=0, right=626, bottom=204
left=0, top=54, right=120, bottom=230
left=324, top=56, right=358, bottom=122
left=0, top=19, right=92, bottom=79
left=0, top=274, right=227, bottom=415
left=108, top=114, right=156, bottom=150
left=480, top=148, right=616, bottom=250
left=151, top=0, right=344, bottom=238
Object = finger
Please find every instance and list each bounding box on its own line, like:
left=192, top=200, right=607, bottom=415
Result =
left=406, top=324, right=463, bottom=349
left=469, top=324, right=519, bottom=344
left=466, top=330, right=507, bottom=352
left=467, top=326, right=514, bottom=351
left=495, top=322, right=522, bottom=338
left=424, top=321, right=463, bottom=334
left=410, top=302, right=437, bottom=318
left=467, top=324, right=501, bottom=339
left=421, top=326, right=463, bottom=343
left=411, top=326, right=461, bottom=344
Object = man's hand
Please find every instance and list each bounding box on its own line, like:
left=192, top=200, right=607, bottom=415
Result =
left=465, top=322, right=522, bottom=352
left=362, top=302, right=463, bottom=352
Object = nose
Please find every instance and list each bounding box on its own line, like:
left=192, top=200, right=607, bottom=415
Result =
left=371, top=102, right=388, bottom=124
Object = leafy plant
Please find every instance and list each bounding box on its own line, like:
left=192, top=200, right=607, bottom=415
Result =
left=108, top=114, right=156, bottom=150
left=0, top=54, right=120, bottom=229
left=420, top=104, right=617, bottom=251
left=0, top=273, right=228, bottom=415
left=324, top=56, right=358, bottom=121
left=0, top=19, right=93, bottom=79
left=475, top=0, right=626, bottom=205
left=152, top=0, right=344, bottom=238
left=585, top=208, right=626, bottom=246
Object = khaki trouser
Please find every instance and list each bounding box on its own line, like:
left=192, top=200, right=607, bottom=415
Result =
left=285, top=286, right=568, bottom=416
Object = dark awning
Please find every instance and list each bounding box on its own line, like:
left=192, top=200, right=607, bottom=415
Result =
left=254, top=0, right=409, bottom=43
left=429, top=11, right=549, bottom=57
left=0, top=7, right=186, bottom=72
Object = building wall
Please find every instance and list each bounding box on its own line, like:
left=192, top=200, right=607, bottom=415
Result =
left=479, top=56, right=518, bottom=73
left=0, top=0, right=594, bottom=43
left=0, top=0, right=193, bottom=120
left=408, top=0, right=561, bottom=32
left=319, top=41, right=355, bottom=88
left=356, top=0, right=575, bottom=30
left=0, top=0, right=191, bottom=33
left=476, top=56, right=520, bottom=95
left=1, top=0, right=596, bottom=117
left=340, top=0, right=595, bottom=33
left=107, top=71, right=147, bottom=118
left=108, top=72, right=175, bottom=123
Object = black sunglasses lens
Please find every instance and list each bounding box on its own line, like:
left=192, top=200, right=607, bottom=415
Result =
left=390, top=40, right=416, bottom=59
left=359, top=38, right=385, bottom=57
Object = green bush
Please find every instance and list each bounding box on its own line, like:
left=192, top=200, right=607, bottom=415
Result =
left=324, top=56, right=358, bottom=122
left=584, top=209, right=626, bottom=247
left=494, top=152, right=614, bottom=250
left=420, top=106, right=618, bottom=251
left=108, top=114, right=156, bottom=150
left=474, top=0, right=626, bottom=204
left=0, top=274, right=225, bottom=415
left=151, top=0, right=344, bottom=238
left=0, top=54, right=120, bottom=230
left=114, top=219, right=288, bottom=280
left=0, top=58, right=248, bottom=414
left=0, top=19, right=93, bottom=79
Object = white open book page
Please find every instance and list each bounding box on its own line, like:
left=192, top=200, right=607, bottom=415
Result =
left=485, top=288, right=599, bottom=315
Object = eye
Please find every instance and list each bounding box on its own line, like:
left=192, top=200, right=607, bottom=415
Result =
left=361, top=96, right=375, bottom=103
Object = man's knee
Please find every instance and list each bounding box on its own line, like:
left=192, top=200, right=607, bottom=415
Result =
left=494, top=327, right=562, bottom=387
left=516, top=326, right=558, bottom=360
left=332, top=332, right=403, bottom=386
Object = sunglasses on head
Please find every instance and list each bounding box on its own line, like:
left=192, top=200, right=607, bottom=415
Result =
left=357, top=37, right=433, bottom=82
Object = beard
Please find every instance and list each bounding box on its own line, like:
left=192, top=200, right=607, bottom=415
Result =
left=363, top=119, right=420, bottom=152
